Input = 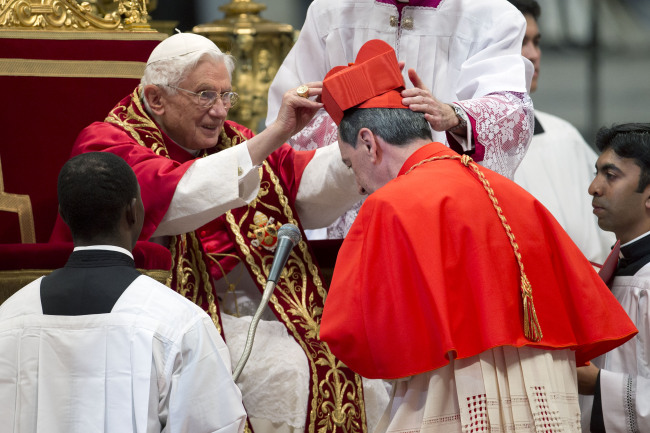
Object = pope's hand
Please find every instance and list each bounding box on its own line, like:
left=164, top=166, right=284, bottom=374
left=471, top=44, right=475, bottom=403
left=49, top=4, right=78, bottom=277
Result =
left=245, top=82, right=323, bottom=166
left=275, top=82, right=324, bottom=137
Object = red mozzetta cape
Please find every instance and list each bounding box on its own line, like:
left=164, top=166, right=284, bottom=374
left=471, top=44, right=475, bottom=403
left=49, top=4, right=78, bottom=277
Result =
left=320, top=142, right=637, bottom=380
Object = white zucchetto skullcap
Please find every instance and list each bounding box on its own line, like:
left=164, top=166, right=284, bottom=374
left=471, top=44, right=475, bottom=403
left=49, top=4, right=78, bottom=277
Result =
left=147, top=33, right=222, bottom=66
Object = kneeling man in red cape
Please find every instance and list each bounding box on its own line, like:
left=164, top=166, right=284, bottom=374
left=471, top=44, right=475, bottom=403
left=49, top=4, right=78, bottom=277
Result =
left=319, top=39, right=637, bottom=433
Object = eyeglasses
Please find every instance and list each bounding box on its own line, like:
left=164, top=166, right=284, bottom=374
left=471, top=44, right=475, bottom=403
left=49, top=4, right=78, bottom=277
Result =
left=165, top=85, right=239, bottom=109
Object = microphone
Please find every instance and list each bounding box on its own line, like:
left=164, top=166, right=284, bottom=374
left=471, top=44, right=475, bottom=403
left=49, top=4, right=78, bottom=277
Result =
left=267, top=223, right=302, bottom=283
left=232, top=223, right=302, bottom=381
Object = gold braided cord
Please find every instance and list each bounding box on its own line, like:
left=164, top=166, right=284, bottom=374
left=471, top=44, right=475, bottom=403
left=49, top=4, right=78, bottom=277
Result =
left=405, top=154, right=543, bottom=342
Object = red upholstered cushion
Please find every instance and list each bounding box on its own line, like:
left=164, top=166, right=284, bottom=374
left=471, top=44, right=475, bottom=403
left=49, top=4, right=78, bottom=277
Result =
left=132, top=241, right=172, bottom=270
left=0, top=33, right=165, bottom=244
left=0, top=242, right=171, bottom=271
left=0, top=243, right=71, bottom=270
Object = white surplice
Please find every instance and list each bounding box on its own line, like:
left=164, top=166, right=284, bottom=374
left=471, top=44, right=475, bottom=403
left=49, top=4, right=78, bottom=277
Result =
left=513, top=111, right=616, bottom=265
left=266, top=0, right=534, bottom=181
left=580, top=263, right=650, bottom=433
left=379, top=346, right=581, bottom=433
left=0, top=275, right=247, bottom=433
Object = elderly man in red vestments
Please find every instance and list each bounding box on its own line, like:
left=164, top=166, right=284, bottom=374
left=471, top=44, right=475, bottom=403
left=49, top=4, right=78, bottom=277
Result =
left=51, top=33, right=389, bottom=433
left=318, top=39, right=638, bottom=433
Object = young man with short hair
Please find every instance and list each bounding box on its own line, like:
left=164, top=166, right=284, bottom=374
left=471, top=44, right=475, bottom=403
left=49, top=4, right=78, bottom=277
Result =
left=579, top=123, right=650, bottom=432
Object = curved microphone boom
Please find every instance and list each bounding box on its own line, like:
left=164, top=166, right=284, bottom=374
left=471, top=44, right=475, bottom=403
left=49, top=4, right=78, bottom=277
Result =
left=232, top=224, right=302, bottom=381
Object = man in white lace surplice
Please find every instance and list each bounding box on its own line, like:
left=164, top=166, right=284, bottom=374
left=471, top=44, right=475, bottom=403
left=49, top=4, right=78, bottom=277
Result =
left=266, top=0, right=534, bottom=238
left=579, top=123, right=650, bottom=433
left=508, top=0, right=615, bottom=265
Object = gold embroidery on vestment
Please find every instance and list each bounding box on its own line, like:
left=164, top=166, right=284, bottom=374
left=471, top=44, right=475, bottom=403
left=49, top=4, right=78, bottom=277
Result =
left=248, top=211, right=281, bottom=252
left=226, top=160, right=366, bottom=433
left=169, top=233, right=221, bottom=333
left=112, top=92, right=367, bottom=430
left=105, top=89, right=168, bottom=156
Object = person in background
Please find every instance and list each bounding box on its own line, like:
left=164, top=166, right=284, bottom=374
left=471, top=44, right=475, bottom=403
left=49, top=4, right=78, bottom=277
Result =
left=508, top=0, right=615, bottom=265
left=0, top=152, right=247, bottom=433
left=50, top=33, right=387, bottom=433
left=578, top=123, right=650, bottom=432
left=318, top=39, right=637, bottom=433
left=266, top=0, right=534, bottom=239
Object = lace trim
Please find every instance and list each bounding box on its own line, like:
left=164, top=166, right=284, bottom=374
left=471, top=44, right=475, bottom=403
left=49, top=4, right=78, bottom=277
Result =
left=463, top=393, right=489, bottom=433
left=286, top=108, right=339, bottom=151
left=624, top=375, right=639, bottom=433
left=458, top=91, right=534, bottom=180
left=530, top=385, right=563, bottom=432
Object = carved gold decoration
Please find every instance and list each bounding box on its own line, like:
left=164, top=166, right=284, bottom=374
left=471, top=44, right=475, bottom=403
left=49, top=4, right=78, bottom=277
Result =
left=0, top=58, right=146, bottom=78
left=193, top=0, right=295, bottom=133
left=0, top=156, right=35, bottom=244
left=0, top=0, right=152, bottom=31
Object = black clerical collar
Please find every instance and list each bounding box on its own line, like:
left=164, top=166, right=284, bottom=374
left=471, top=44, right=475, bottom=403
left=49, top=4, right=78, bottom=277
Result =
left=617, top=232, right=650, bottom=276
left=533, top=115, right=545, bottom=135
left=41, top=249, right=139, bottom=315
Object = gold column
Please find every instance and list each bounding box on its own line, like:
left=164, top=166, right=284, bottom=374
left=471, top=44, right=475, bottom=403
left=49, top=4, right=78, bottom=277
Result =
left=193, top=0, right=294, bottom=133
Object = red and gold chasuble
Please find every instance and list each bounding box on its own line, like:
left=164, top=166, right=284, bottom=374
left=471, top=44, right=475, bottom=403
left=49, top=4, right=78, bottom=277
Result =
left=94, top=88, right=368, bottom=433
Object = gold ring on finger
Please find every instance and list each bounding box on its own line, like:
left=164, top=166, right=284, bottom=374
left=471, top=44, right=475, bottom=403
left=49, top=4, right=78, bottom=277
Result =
left=297, top=85, right=309, bottom=98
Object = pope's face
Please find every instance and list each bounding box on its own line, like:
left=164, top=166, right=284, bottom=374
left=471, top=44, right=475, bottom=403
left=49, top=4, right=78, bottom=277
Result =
left=589, top=148, right=650, bottom=243
left=159, top=58, right=231, bottom=151
left=338, top=134, right=387, bottom=196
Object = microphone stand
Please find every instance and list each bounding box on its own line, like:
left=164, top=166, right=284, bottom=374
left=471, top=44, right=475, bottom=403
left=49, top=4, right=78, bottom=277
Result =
left=232, top=278, right=277, bottom=381
left=231, top=223, right=301, bottom=382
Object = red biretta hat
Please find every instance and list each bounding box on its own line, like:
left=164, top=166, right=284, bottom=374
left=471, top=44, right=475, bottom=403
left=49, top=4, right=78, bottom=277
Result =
left=322, top=40, right=406, bottom=125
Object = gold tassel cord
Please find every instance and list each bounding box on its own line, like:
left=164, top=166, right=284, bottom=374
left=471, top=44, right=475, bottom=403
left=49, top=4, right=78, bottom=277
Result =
left=405, top=154, right=543, bottom=342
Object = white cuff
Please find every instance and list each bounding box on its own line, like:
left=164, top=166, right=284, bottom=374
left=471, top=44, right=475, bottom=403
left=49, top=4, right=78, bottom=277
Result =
left=153, top=144, right=261, bottom=236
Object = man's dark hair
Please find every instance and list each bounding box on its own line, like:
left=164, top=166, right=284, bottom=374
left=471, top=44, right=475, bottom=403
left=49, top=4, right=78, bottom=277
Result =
left=508, top=0, right=541, bottom=20
left=339, top=108, right=432, bottom=147
left=596, top=123, right=650, bottom=192
left=58, top=152, right=139, bottom=240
